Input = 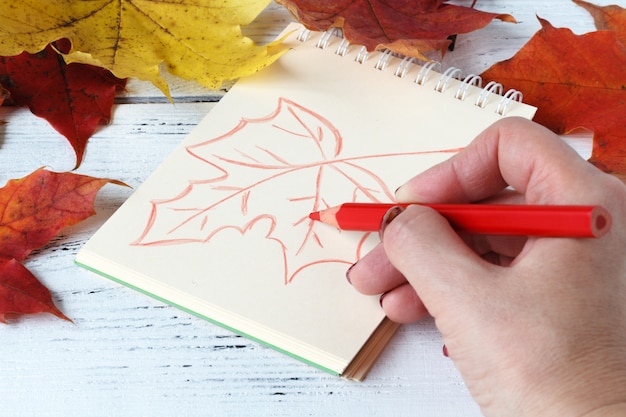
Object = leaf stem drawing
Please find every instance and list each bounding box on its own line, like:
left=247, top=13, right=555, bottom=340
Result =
left=132, top=97, right=462, bottom=284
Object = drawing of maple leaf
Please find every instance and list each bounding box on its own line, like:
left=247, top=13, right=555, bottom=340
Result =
left=132, top=97, right=458, bottom=284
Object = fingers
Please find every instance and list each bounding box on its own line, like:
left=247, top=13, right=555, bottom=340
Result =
left=348, top=243, right=405, bottom=295
left=379, top=283, right=429, bottom=323
left=395, top=117, right=605, bottom=205
left=461, top=233, right=526, bottom=265
left=348, top=205, right=515, bottom=323
left=348, top=243, right=430, bottom=323
left=349, top=117, right=626, bottom=327
left=345, top=116, right=626, bottom=414
left=381, top=205, right=492, bottom=322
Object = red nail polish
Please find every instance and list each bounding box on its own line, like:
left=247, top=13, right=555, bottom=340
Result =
left=379, top=205, right=405, bottom=240
left=379, top=291, right=389, bottom=307
left=346, top=263, right=356, bottom=285
left=442, top=344, right=449, bottom=357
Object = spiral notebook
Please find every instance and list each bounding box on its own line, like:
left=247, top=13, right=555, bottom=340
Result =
left=76, top=23, right=536, bottom=380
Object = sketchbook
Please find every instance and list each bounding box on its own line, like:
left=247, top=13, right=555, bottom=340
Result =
left=76, top=22, right=536, bottom=380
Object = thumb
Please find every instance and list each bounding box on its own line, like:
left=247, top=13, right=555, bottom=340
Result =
left=381, top=204, right=492, bottom=321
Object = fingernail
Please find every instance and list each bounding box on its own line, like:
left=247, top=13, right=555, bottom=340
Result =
left=346, top=263, right=356, bottom=285
left=379, top=205, right=405, bottom=240
left=379, top=291, right=389, bottom=307
left=394, top=184, right=411, bottom=202
left=442, top=344, right=449, bottom=357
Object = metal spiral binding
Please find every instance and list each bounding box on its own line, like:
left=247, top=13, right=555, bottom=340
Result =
left=496, top=89, right=523, bottom=115
left=355, top=46, right=369, bottom=64
left=296, top=27, right=525, bottom=115
left=455, top=74, right=482, bottom=101
left=394, top=56, right=416, bottom=78
left=297, top=28, right=312, bottom=43
left=375, top=50, right=394, bottom=71
left=435, top=67, right=462, bottom=93
left=316, top=28, right=340, bottom=49
left=335, top=38, right=350, bottom=56
left=414, top=62, right=439, bottom=85
left=475, top=81, right=503, bottom=108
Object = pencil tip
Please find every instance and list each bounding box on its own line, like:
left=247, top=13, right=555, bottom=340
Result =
left=309, top=211, right=320, bottom=221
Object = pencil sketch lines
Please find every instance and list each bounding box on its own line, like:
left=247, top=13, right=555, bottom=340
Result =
left=132, top=97, right=461, bottom=284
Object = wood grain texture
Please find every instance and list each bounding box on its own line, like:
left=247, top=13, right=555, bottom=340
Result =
left=0, top=1, right=608, bottom=416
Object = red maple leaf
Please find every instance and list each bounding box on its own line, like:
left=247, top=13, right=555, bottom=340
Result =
left=0, top=85, right=7, bottom=105
left=132, top=98, right=460, bottom=283
left=0, top=40, right=127, bottom=168
left=277, top=0, right=515, bottom=59
left=0, top=259, right=70, bottom=323
left=0, top=85, right=7, bottom=122
left=481, top=16, right=626, bottom=181
left=0, top=168, right=125, bottom=322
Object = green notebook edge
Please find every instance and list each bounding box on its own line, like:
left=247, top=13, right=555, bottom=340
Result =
left=74, top=259, right=340, bottom=377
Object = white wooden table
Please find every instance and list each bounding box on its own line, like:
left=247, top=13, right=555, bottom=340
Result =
left=0, top=2, right=609, bottom=415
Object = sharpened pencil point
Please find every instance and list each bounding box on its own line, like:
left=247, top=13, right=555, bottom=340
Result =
left=308, top=206, right=341, bottom=228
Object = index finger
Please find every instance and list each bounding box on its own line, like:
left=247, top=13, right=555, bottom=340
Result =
left=395, top=117, right=606, bottom=206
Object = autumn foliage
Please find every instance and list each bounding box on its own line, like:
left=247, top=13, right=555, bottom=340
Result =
left=278, top=0, right=515, bottom=59
left=481, top=3, right=626, bottom=180
left=0, top=0, right=624, bottom=322
left=0, top=0, right=285, bottom=98
left=0, top=41, right=127, bottom=168
left=0, top=169, right=124, bottom=322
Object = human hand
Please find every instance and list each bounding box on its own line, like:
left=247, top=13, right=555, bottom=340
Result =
left=347, top=118, right=626, bottom=416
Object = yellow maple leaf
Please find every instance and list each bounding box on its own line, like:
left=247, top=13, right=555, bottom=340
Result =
left=0, top=0, right=286, bottom=98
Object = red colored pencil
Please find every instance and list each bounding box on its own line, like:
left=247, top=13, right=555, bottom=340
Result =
left=309, top=203, right=611, bottom=237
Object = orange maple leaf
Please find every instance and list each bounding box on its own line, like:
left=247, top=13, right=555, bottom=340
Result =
left=277, top=0, right=515, bottom=59
left=0, top=168, right=125, bottom=322
left=574, top=0, right=626, bottom=43
left=481, top=16, right=626, bottom=180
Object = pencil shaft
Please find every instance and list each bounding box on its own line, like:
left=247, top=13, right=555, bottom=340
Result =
left=312, top=203, right=610, bottom=237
